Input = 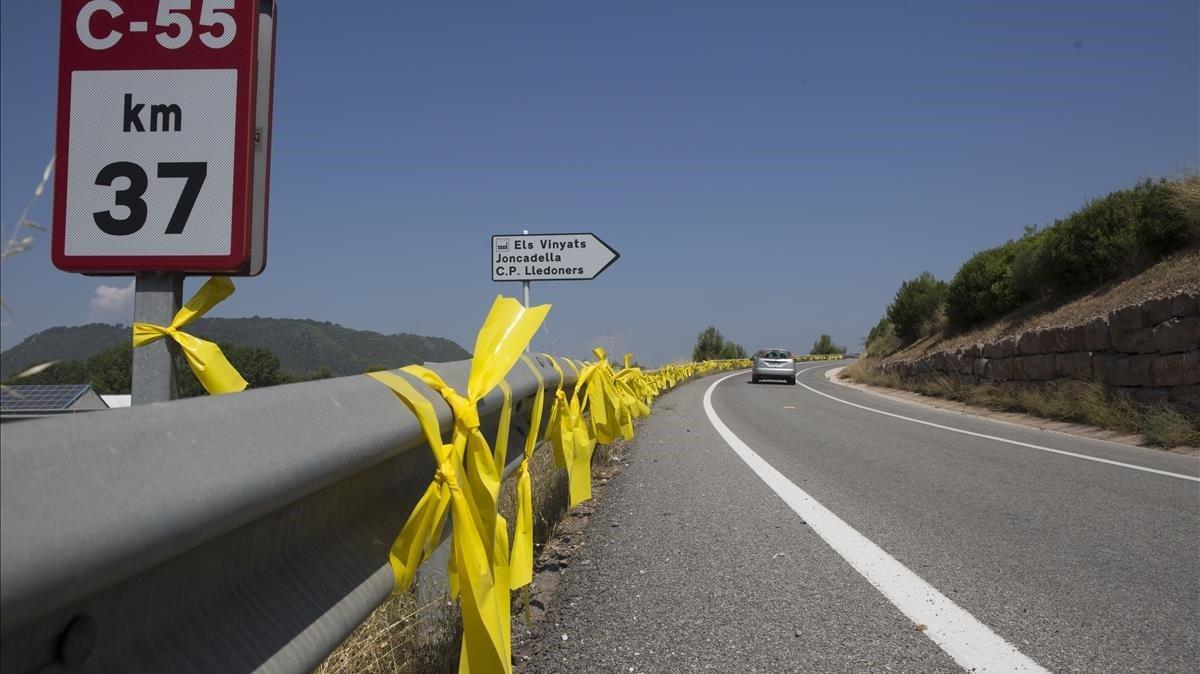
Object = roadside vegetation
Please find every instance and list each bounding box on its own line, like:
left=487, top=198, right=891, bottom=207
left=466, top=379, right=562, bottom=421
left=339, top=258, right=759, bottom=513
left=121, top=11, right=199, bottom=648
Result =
left=692, top=326, right=747, bottom=361
left=851, top=176, right=1200, bottom=447
left=841, top=360, right=1199, bottom=449
left=809, top=334, right=846, bottom=355
left=864, top=176, right=1199, bottom=358
left=3, top=342, right=334, bottom=396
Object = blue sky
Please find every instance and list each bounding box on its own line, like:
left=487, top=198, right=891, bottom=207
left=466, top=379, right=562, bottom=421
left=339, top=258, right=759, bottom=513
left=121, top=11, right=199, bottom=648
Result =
left=2, top=1, right=1197, bottom=365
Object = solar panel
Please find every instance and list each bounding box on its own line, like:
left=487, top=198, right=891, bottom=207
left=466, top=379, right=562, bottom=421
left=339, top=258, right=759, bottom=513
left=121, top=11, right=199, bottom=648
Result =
left=0, top=384, right=93, bottom=412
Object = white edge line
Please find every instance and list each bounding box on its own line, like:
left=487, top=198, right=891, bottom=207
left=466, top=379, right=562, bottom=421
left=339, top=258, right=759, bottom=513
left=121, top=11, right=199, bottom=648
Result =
left=704, top=371, right=1047, bottom=672
left=793, top=365, right=1200, bottom=483
left=823, top=363, right=1163, bottom=455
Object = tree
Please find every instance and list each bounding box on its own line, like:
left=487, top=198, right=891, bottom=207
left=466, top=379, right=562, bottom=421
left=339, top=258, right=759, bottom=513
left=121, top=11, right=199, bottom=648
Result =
left=693, top=326, right=725, bottom=361
left=300, top=366, right=336, bottom=382
left=693, top=326, right=746, bottom=361
left=810, top=334, right=846, bottom=355
left=178, top=343, right=291, bottom=397
left=720, top=341, right=747, bottom=359
left=886, top=272, right=948, bottom=344
left=86, top=343, right=133, bottom=393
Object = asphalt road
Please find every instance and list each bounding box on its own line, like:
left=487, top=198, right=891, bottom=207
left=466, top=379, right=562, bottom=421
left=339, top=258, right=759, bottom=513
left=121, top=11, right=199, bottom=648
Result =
left=517, top=363, right=1200, bottom=672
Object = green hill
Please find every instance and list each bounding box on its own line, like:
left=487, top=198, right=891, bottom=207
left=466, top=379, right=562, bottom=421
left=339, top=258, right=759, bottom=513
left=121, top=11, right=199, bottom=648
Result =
left=0, top=318, right=469, bottom=380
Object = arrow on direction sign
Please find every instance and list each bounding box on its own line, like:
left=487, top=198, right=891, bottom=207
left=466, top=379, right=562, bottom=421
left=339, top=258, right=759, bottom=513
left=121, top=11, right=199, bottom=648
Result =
left=491, top=233, right=620, bottom=282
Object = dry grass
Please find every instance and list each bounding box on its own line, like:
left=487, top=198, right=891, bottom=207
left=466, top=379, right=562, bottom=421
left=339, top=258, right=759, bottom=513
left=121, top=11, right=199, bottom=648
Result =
left=843, top=359, right=1200, bottom=449
left=316, top=432, right=574, bottom=674
left=1166, top=174, right=1200, bottom=218
left=313, top=592, right=460, bottom=674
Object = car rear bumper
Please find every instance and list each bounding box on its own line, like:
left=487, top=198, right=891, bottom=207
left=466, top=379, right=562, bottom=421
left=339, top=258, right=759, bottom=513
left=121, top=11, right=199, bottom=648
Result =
left=753, top=366, right=796, bottom=378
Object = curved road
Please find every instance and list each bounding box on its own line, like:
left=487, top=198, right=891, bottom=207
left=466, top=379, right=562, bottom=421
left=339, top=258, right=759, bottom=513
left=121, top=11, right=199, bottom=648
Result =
left=518, top=364, right=1199, bottom=672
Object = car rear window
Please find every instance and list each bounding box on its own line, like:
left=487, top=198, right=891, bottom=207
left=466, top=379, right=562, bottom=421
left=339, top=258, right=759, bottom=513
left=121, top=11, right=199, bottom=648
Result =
left=762, top=350, right=790, bottom=359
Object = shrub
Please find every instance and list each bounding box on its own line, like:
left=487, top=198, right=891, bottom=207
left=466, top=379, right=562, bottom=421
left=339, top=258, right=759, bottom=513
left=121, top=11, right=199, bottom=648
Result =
left=918, top=304, right=948, bottom=340
left=693, top=326, right=746, bottom=361
left=720, top=340, right=748, bottom=360
left=1038, top=189, right=1142, bottom=292
left=1147, top=176, right=1200, bottom=257
left=864, top=318, right=901, bottom=358
left=1015, top=178, right=1199, bottom=298
left=885, top=272, right=948, bottom=345
left=810, top=334, right=846, bottom=355
left=1010, top=227, right=1051, bottom=301
left=946, top=245, right=1024, bottom=329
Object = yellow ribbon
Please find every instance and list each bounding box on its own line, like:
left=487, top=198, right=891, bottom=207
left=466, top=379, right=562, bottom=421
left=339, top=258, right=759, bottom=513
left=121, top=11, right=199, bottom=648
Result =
left=368, top=320, right=746, bottom=674
left=565, top=361, right=598, bottom=506
left=510, top=355, right=545, bottom=594
left=368, top=295, right=548, bottom=674
left=132, top=277, right=247, bottom=395
left=583, top=347, right=634, bottom=445
left=542, top=354, right=572, bottom=470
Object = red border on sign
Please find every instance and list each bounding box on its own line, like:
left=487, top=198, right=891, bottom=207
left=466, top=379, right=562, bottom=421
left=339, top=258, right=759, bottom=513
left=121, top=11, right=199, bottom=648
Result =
left=52, top=0, right=259, bottom=274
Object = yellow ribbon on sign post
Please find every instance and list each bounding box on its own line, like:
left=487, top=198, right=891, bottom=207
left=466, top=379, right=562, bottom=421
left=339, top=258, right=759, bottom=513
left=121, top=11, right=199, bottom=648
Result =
left=131, top=277, right=247, bottom=395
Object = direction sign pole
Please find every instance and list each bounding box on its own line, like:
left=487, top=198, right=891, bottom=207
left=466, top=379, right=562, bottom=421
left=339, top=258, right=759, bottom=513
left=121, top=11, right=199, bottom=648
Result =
left=521, top=230, right=531, bottom=307
left=522, top=230, right=531, bottom=351
left=131, top=274, right=183, bottom=405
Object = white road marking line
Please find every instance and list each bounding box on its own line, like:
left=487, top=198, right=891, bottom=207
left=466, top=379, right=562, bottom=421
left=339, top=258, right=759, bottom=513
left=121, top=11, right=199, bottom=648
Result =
left=704, top=371, right=1047, bottom=672
left=794, top=365, right=1200, bottom=483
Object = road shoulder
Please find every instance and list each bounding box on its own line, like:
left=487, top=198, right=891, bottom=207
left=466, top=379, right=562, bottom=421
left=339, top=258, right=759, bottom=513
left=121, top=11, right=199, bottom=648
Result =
left=824, top=366, right=1199, bottom=456
left=513, top=370, right=959, bottom=673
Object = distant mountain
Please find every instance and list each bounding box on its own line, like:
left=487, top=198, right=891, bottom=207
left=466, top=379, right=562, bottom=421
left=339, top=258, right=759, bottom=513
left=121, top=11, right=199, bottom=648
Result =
left=1, top=318, right=470, bottom=380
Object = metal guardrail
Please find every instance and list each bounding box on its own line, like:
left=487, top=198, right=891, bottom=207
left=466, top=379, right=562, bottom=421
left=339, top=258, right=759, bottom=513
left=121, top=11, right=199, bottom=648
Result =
left=0, top=356, right=576, bottom=673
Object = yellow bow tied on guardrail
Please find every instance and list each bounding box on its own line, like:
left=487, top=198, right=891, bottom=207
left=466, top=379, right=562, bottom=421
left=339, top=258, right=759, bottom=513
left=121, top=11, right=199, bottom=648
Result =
left=583, top=347, right=634, bottom=445
left=510, top=355, right=546, bottom=627
left=542, top=354, right=571, bottom=471
left=562, top=359, right=599, bottom=506
left=368, top=295, right=548, bottom=674
left=131, top=277, right=247, bottom=395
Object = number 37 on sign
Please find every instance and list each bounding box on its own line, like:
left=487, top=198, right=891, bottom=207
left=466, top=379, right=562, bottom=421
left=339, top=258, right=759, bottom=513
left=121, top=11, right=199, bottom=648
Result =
left=53, top=0, right=277, bottom=275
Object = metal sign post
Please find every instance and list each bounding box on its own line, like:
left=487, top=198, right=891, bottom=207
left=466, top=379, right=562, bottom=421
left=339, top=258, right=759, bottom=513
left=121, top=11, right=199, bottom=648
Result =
left=521, top=230, right=531, bottom=308
left=131, top=273, right=183, bottom=404
left=52, top=1, right=278, bottom=404
left=521, top=230, right=531, bottom=351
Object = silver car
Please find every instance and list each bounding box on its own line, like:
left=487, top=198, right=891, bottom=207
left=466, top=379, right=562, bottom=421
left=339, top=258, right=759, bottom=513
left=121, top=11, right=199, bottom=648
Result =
left=752, top=348, right=796, bottom=384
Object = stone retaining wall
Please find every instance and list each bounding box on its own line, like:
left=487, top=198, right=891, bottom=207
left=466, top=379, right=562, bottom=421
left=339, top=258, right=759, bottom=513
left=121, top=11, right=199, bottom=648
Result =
left=883, top=292, right=1200, bottom=407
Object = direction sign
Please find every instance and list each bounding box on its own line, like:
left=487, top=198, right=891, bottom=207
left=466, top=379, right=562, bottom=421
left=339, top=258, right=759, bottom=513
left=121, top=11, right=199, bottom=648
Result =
left=491, top=233, right=620, bottom=282
left=52, top=0, right=275, bottom=275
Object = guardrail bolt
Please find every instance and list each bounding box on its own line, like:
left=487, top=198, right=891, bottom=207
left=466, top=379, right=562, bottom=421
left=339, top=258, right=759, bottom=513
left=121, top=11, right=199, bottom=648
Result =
left=58, top=614, right=97, bottom=668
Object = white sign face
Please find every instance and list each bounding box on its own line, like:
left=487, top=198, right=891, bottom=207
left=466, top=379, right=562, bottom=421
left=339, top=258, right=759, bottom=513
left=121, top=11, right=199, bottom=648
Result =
left=63, top=69, right=237, bottom=257
left=492, top=233, right=620, bottom=281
